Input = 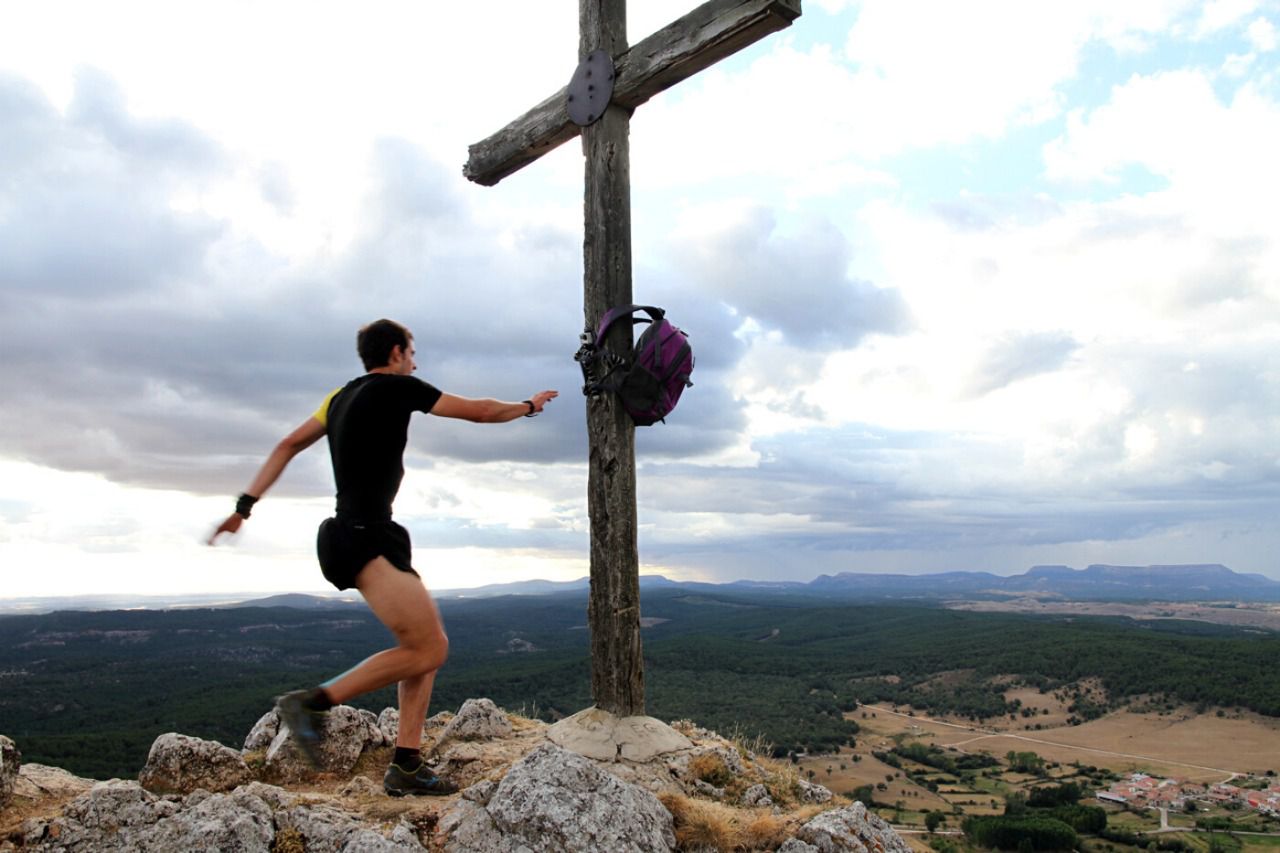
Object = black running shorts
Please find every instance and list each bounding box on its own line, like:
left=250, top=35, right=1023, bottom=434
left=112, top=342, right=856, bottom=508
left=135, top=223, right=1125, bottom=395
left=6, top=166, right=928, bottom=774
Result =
left=316, top=516, right=418, bottom=591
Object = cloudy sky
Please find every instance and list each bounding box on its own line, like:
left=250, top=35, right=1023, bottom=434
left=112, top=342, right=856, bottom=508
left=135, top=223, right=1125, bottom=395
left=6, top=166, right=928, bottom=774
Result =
left=2, top=0, right=1278, bottom=599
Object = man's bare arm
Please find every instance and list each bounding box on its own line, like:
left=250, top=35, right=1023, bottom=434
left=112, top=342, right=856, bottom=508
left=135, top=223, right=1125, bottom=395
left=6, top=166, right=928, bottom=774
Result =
left=430, top=390, right=558, bottom=423
left=208, top=416, right=327, bottom=544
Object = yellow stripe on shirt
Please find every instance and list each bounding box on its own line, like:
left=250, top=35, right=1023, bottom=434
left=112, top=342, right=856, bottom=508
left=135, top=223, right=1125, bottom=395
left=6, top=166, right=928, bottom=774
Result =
left=313, top=387, right=341, bottom=427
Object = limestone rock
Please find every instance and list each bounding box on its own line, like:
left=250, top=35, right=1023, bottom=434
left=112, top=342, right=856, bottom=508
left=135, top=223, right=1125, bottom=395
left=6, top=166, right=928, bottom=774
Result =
left=795, top=801, right=913, bottom=853
left=439, top=698, right=513, bottom=743
left=547, top=707, right=692, bottom=763
left=243, top=709, right=280, bottom=752
left=265, top=704, right=383, bottom=781
left=239, top=780, right=294, bottom=809
left=461, top=779, right=498, bottom=805
left=692, top=779, right=725, bottom=799
left=339, top=774, right=383, bottom=798
left=13, top=763, right=95, bottom=800
left=127, top=788, right=276, bottom=852
left=797, top=777, right=834, bottom=804
left=63, top=779, right=179, bottom=829
left=24, top=779, right=177, bottom=849
left=139, top=732, right=253, bottom=794
left=377, top=707, right=400, bottom=745
left=440, top=743, right=675, bottom=852
left=360, top=708, right=389, bottom=746
left=778, top=840, right=821, bottom=853
left=21, top=778, right=420, bottom=853
left=1, top=735, right=19, bottom=807
left=277, top=802, right=425, bottom=851
left=742, top=783, right=773, bottom=807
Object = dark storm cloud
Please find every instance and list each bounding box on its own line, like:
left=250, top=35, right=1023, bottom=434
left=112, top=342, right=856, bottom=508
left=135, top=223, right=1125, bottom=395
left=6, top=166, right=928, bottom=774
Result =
left=676, top=207, right=910, bottom=349
left=966, top=330, right=1080, bottom=396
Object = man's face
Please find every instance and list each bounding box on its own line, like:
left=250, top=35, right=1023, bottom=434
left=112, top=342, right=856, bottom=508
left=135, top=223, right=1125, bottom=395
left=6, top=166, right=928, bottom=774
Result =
left=392, top=342, right=417, bottom=375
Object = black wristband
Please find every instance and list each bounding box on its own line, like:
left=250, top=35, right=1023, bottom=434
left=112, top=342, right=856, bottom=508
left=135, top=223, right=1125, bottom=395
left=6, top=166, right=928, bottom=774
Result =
left=522, top=400, right=537, bottom=418
left=235, top=493, right=259, bottom=518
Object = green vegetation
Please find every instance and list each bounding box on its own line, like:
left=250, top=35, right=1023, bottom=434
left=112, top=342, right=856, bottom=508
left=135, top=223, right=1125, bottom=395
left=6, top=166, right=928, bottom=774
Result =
left=893, top=741, right=1000, bottom=774
left=2, top=592, right=1278, bottom=779
left=963, top=814, right=1079, bottom=850
left=1007, top=751, right=1048, bottom=774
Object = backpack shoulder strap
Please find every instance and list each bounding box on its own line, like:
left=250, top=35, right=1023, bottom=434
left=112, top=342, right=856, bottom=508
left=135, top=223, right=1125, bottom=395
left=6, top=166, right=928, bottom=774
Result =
left=595, top=304, right=665, bottom=341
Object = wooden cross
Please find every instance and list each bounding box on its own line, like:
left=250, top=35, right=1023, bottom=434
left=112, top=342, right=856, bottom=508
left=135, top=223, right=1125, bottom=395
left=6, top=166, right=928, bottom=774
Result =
left=465, top=0, right=801, bottom=717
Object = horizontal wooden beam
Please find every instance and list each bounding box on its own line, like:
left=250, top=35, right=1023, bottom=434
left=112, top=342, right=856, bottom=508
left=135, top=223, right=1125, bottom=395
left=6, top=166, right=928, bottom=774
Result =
left=463, top=0, right=801, bottom=186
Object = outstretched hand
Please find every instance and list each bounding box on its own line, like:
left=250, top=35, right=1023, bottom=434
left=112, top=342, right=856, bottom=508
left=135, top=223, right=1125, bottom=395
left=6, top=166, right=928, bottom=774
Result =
left=207, top=514, right=244, bottom=545
left=528, top=390, right=558, bottom=414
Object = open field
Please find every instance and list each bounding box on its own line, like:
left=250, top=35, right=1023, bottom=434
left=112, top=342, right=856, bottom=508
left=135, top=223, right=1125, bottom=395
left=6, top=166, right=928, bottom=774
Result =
left=946, top=599, right=1280, bottom=632
left=853, top=703, right=1280, bottom=781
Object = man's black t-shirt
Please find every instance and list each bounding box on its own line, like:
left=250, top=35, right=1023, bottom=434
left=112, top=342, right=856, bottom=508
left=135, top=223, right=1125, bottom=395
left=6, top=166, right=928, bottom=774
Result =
left=316, top=374, right=442, bottom=519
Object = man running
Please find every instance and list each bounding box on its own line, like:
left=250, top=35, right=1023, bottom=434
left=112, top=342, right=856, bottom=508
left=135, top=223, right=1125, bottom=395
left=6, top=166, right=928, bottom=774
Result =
left=210, top=318, right=557, bottom=796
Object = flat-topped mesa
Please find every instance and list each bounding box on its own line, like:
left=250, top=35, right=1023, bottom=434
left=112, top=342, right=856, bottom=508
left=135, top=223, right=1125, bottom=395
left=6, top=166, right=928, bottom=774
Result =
left=463, top=0, right=801, bottom=186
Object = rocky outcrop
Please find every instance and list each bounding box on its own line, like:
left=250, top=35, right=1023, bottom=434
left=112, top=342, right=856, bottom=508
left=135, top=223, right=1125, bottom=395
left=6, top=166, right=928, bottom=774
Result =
left=1, top=735, right=18, bottom=808
left=793, top=801, right=913, bottom=853
left=377, top=707, right=401, bottom=745
left=243, top=709, right=279, bottom=752
left=438, top=698, right=514, bottom=745
left=21, top=779, right=425, bottom=852
left=275, top=800, right=424, bottom=851
left=440, top=743, right=675, bottom=852
left=139, top=732, right=252, bottom=794
left=13, top=764, right=95, bottom=800
left=264, top=704, right=386, bottom=782
left=7, top=701, right=911, bottom=853
left=797, top=776, right=835, bottom=804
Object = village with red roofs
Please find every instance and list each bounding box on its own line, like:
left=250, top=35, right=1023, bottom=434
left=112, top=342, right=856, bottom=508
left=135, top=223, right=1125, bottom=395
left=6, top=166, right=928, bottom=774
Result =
left=1099, top=773, right=1280, bottom=816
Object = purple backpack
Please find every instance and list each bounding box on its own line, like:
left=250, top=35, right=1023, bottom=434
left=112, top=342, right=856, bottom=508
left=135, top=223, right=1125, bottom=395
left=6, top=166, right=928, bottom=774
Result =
left=574, top=304, right=694, bottom=426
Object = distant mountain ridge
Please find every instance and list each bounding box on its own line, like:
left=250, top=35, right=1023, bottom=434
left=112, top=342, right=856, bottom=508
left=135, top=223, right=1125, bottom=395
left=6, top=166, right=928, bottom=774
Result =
left=428, top=562, right=1280, bottom=604
left=798, top=563, right=1280, bottom=601
left=3, top=563, right=1277, bottom=615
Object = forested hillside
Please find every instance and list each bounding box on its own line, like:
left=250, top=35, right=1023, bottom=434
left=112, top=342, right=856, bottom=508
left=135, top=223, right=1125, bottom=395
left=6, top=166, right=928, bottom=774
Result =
left=1, top=590, right=1276, bottom=778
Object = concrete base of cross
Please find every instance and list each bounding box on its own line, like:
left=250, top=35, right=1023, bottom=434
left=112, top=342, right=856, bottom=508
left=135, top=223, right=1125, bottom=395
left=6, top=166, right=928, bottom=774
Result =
left=547, top=706, right=692, bottom=762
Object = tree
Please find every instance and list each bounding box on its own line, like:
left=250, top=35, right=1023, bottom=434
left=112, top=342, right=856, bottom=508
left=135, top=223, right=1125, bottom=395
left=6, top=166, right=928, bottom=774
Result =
left=926, top=811, right=944, bottom=833
left=851, top=785, right=876, bottom=807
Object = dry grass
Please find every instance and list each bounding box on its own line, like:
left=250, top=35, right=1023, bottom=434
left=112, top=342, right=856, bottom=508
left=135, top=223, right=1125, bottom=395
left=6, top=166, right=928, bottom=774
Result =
left=690, top=752, right=734, bottom=788
left=661, top=794, right=739, bottom=851
left=659, top=792, right=809, bottom=852
left=270, top=825, right=305, bottom=853
left=726, top=726, right=774, bottom=763
left=961, top=707, right=1280, bottom=779
left=741, top=810, right=791, bottom=849
left=852, top=700, right=1280, bottom=783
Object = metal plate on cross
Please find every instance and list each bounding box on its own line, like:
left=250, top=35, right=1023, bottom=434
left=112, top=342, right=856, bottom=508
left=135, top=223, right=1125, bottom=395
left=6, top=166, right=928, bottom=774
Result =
left=566, top=49, right=615, bottom=127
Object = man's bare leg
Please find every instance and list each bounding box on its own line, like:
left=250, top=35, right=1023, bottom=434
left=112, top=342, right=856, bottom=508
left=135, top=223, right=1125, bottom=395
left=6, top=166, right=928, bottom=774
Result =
left=304, top=557, right=456, bottom=795
left=322, top=557, right=449, bottom=708
left=396, top=671, right=437, bottom=751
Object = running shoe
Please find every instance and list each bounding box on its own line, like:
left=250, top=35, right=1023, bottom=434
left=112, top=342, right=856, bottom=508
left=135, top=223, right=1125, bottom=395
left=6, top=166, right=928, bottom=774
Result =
left=275, top=689, right=326, bottom=768
left=383, top=762, right=458, bottom=797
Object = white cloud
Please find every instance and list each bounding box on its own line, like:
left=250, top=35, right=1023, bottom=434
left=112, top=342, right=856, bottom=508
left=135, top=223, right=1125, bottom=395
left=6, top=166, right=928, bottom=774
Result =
left=1194, top=0, right=1261, bottom=36
left=4, top=0, right=1280, bottom=597
left=1044, top=70, right=1280, bottom=234
left=1246, top=15, right=1279, bottom=50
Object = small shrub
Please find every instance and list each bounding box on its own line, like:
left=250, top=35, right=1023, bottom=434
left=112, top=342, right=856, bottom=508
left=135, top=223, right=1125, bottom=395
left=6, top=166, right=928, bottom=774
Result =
left=689, top=752, right=733, bottom=788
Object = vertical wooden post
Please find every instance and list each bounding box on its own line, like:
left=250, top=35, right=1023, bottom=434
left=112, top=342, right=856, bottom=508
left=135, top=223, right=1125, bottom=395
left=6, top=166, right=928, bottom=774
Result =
left=581, top=0, right=644, bottom=717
